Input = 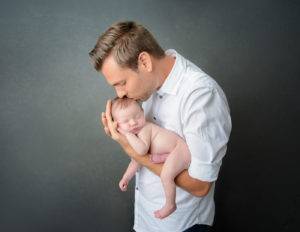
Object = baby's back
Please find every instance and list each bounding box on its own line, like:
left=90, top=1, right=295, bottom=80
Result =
left=148, top=122, right=182, bottom=154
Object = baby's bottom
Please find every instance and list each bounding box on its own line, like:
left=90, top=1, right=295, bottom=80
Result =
left=154, top=139, right=191, bottom=219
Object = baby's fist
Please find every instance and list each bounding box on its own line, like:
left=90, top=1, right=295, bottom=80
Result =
left=119, top=178, right=128, bottom=192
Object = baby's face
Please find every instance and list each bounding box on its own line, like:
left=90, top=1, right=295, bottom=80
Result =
left=114, top=103, right=146, bottom=134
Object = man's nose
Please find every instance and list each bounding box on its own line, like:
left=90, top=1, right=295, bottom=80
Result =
left=116, top=88, right=127, bottom=98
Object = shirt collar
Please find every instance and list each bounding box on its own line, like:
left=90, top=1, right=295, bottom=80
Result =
left=156, top=49, right=185, bottom=96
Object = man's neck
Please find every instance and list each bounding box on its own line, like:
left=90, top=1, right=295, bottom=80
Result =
left=156, top=54, right=175, bottom=90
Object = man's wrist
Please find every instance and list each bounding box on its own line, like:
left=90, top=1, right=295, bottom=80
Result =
left=121, top=142, right=134, bottom=155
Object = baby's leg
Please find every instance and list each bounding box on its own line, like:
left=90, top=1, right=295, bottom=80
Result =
left=154, top=140, right=191, bottom=219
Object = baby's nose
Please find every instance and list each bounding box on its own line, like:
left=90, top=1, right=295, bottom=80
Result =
left=129, top=119, right=137, bottom=125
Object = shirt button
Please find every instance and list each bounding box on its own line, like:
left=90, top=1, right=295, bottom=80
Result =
left=159, top=95, right=163, bottom=99
left=153, top=116, right=156, bottom=120
left=136, top=187, right=139, bottom=190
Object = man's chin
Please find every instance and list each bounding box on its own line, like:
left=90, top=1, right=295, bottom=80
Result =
left=139, top=96, right=150, bottom=102
left=129, top=95, right=149, bottom=102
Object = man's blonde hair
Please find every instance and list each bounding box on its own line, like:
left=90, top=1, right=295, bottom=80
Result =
left=89, top=21, right=165, bottom=71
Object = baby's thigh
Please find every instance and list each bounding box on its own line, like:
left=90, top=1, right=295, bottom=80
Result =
left=172, top=139, right=191, bottom=167
left=161, top=140, right=191, bottom=178
left=158, top=133, right=179, bottom=151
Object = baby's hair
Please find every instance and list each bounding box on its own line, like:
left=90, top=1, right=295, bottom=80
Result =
left=111, top=97, right=143, bottom=120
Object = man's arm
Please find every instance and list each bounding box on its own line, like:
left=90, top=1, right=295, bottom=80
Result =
left=102, top=100, right=212, bottom=197
left=120, top=142, right=212, bottom=197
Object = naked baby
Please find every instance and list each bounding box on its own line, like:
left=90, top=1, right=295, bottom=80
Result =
left=111, top=97, right=191, bottom=219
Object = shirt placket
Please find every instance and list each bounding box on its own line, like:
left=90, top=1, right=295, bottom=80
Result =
left=134, top=171, right=140, bottom=228
left=152, top=92, right=164, bottom=124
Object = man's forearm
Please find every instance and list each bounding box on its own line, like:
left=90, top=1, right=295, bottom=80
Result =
left=120, top=143, right=212, bottom=197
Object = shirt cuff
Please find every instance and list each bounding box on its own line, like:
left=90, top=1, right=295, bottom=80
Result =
left=188, top=159, right=222, bottom=182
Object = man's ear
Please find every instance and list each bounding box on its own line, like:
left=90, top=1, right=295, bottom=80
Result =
left=137, top=52, right=152, bottom=72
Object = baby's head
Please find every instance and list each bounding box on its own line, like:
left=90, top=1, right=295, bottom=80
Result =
left=111, top=97, right=146, bottom=134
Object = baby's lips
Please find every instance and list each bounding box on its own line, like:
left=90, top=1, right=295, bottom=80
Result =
left=133, top=127, right=140, bottom=132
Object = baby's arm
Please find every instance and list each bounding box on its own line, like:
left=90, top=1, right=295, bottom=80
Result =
left=119, top=159, right=141, bottom=191
left=118, top=124, right=152, bottom=155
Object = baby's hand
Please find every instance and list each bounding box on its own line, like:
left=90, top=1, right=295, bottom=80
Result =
left=119, top=178, right=129, bottom=192
left=117, top=127, right=128, bottom=136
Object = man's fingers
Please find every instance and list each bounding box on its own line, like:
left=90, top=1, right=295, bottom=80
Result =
left=101, top=112, right=108, bottom=126
left=101, top=112, right=111, bottom=136
left=106, top=100, right=115, bottom=131
left=105, top=100, right=113, bottom=123
left=105, top=99, right=120, bottom=139
left=104, top=127, right=111, bottom=136
left=113, top=121, right=118, bottom=130
left=103, top=99, right=128, bottom=147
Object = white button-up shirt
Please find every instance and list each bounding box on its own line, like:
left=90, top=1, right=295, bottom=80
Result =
left=134, top=49, right=232, bottom=232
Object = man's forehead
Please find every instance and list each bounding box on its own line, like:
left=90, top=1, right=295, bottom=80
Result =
left=101, top=55, right=120, bottom=72
left=101, top=55, right=127, bottom=84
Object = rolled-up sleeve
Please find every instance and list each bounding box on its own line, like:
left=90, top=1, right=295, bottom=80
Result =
left=182, top=85, right=232, bottom=182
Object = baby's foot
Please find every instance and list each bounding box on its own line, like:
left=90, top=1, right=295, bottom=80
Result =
left=150, top=153, right=169, bottom=163
left=154, top=203, right=176, bottom=219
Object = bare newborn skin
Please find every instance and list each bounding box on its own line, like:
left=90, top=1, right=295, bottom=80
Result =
left=112, top=98, right=191, bottom=219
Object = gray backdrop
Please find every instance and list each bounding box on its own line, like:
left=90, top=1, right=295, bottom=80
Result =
left=1, top=0, right=299, bottom=231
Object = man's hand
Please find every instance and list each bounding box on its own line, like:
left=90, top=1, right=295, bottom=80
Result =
left=102, top=99, right=129, bottom=147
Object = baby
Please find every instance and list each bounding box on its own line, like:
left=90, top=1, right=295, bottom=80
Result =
left=111, top=97, right=191, bottom=219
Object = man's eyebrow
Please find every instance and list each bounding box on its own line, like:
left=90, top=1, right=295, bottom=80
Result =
left=112, top=80, right=125, bottom=86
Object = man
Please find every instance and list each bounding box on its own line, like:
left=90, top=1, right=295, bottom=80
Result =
left=89, top=21, right=231, bottom=232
